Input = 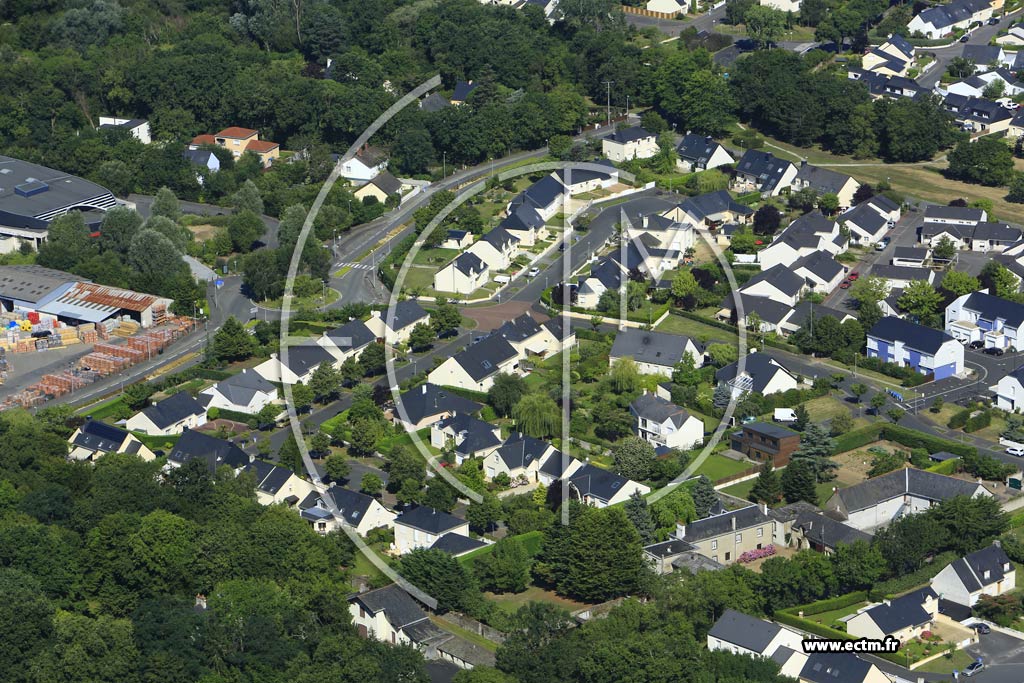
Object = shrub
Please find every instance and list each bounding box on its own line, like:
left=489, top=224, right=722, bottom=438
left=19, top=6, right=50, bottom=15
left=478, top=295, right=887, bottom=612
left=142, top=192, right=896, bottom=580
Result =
left=738, top=545, right=776, bottom=563
left=925, top=458, right=961, bottom=475
left=831, top=425, right=883, bottom=455
left=880, top=424, right=976, bottom=457
left=948, top=408, right=971, bottom=429
left=964, top=411, right=992, bottom=433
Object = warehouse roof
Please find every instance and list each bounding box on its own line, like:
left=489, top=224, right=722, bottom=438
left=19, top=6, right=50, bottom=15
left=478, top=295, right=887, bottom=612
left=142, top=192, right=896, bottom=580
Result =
left=0, top=156, right=117, bottom=231
left=0, top=265, right=81, bottom=304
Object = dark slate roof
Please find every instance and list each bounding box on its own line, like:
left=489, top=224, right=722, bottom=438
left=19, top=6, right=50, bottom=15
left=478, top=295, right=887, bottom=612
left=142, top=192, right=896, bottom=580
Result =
left=867, top=316, right=954, bottom=355
left=973, top=221, right=1022, bottom=241
left=892, top=246, right=930, bottom=261
left=833, top=468, right=983, bottom=513
left=542, top=316, right=572, bottom=341
left=678, top=190, right=753, bottom=220
left=607, top=126, right=653, bottom=144
left=800, top=653, right=876, bottom=683
left=72, top=419, right=129, bottom=453
left=367, top=171, right=402, bottom=196
left=885, top=34, right=915, bottom=59
left=421, top=92, right=451, bottom=112
left=610, top=328, right=693, bottom=368
left=452, top=251, right=486, bottom=277
left=793, top=250, right=843, bottom=282
left=482, top=226, right=518, bottom=251
left=962, top=44, right=1003, bottom=65
left=743, top=421, right=799, bottom=439
left=538, top=450, right=575, bottom=479
left=735, top=149, right=794, bottom=193
left=959, top=291, right=1024, bottom=328
left=630, top=391, right=692, bottom=428
left=787, top=301, right=851, bottom=328
left=867, top=194, right=899, bottom=214
left=794, top=510, right=874, bottom=549
left=861, top=587, right=936, bottom=634
left=720, top=292, right=792, bottom=326
left=211, top=369, right=276, bottom=407
left=299, top=485, right=379, bottom=526
left=394, top=505, right=466, bottom=534
left=137, top=391, right=204, bottom=430
left=397, top=383, right=482, bottom=424
left=280, top=343, right=336, bottom=375
left=929, top=451, right=959, bottom=462
left=168, top=430, right=249, bottom=473
left=924, top=204, right=985, bottom=223
left=681, top=504, right=770, bottom=542
left=436, top=413, right=501, bottom=455
left=586, top=255, right=625, bottom=290
left=242, top=459, right=294, bottom=494
left=769, top=500, right=821, bottom=523
left=452, top=81, right=478, bottom=102
left=672, top=551, right=726, bottom=573
left=644, top=538, right=694, bottom=558
left=450, top=335, right=517, bottom=382
left=740, top=264, right=806, bottom=298
left=183, top=149, right=216, bottom=167
left=520, top=175, right=565, bottom=208
left=716, top=352, right=796, bottom=394
left=383, top=300, right=429, bottom=331
left=552, top=167, right=613, bottom=185
left=950, top=543, right=1014, bottom=591
left=493, top=313, right=543, bottom=343
left=707, top=609, right=783, bottom=653
left=446, top=229, right=468, bottom=242
left=796, top=164, right=855, bottom=195
left=567, top=463, right=636, bottom=503
left=772, top=646, right=798, bottom=667
left=350, top=584, right=428, bottom=629
left=787, top=210, right=837, bottom=237
left=430, top=532, right=487, bottom=556
left=676, top=133, right=726, bottom=163
left=869, top=263, right=933, bottom=281
left=501, top=202, right=544, bottom=233
left=494, top=433, right=551, bottom=471
left=841, top=204, right=887, bottom=238
left=326, top=319, right=376, bottom=351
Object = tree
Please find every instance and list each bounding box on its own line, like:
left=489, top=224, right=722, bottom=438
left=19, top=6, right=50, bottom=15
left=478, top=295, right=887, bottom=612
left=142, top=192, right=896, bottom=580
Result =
left=553, top=505, right=648, bottom=601
left=930, top=495, right=1007, bottom=554
left=744, top=5, right=787, bottom=48
left=671, top=269, right=700, bottom=301
left=151, top=186, right=181, bottom=221
left=818, top=192, right=840, bottom=215
left=308, top=361, right=341, bottom=402
left=624, top=491, right=657, bottom=543
left=830, top=411, right=853, bottom=436
left=947, top=56, right=976, bottom=79
left=752, top=204, right=782, bottom=236
left=231, top=179, right=264, bottom=215
left=0, top=568, right=53, bottom=683
left=691, top=475, right=718, bottom=518
left=466, top=493, right=503, bottom=533
left=475, top=537, right=532, bottom=594
left=512, top=393, right=560, bottom=438
left=359, top=342, right=386, bottom=376
left=792, top=404, right=810, bottom=431
left=748, top=462, right=783, bottom=505
left=360, top=473, right=383, bottom=497
left=609, top=357, right=641, bottom=394
left=791, top=424, right=837, bottom=482
left=849, top=275, right=890, bottom=310
left=242, top=248, right=282, bottom=302
left=940, top=270, right=979, bottom=296
left=488, top=374, right=528, bottom=418
left=1008, top=172, right=1024, bottom=203
left=398, top=548, right=479, bottom=613
left=781, top=458, right=818, bottom=504
left=870, top=392, right=887, bottom=415
left=99, top=206, right=143, bottom=255
left=548, top=134, right=573, bottom=160
left=227, top=210, right=265, bottom=252
left=408, top=323, right=435, bottom=352
left=212, top=316, right=257, bottom=362
left=278, top=433, right=304, bottom=472
left=980, top=261, right=1020, bottom=298
left=323, top=453, right=349, bottom=482
left=850, top=383, right=867, bottom=403
left=431, top=300, right=462, bottom=336
left=832, top=540, right=886, bottom=593
left=122, top=382, right=154, bottom=411
left=898, top=280, right=944, bottom=325
left=948, top=136, right=1014, bottom=187
left=38, top=212, right=94, bottom=271
left=348, top=417, right=383, bottom=456
left=611, top=437, right=657, bottom=481
left=453, top=667, right=517, bottom=683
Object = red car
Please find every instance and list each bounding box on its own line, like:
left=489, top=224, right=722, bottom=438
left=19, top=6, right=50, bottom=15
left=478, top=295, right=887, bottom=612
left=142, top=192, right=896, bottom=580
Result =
left=848, top=271, right=859, bottom=280
left=839, top=280, right=851, bottom=289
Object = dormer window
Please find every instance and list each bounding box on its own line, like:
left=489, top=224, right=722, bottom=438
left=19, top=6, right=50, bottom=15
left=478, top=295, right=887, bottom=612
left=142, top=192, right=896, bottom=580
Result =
left=984, top=570, right=991, bottom=580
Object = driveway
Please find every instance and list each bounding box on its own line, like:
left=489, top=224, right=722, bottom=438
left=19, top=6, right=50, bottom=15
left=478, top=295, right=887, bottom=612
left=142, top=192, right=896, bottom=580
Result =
left=959, top=629, right=1024, bottom=682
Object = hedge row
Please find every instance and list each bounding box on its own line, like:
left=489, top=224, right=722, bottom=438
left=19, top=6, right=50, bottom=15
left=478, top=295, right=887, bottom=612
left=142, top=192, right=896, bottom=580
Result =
left=774, top=611, right=851, bottom=641
left=790, top=590, right=870, bottom=617
left=832, top=425, right=883, bottom=455
left=867, top=551, right=959, bottom=599
left=880, top=424, right=977, bottom=457
left=925, top=458, right=961, bottom=475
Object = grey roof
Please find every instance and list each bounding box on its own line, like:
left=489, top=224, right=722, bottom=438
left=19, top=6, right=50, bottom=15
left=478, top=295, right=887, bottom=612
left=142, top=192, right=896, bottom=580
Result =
left=962, top=44, right=1003, bottom=65
left=452, top=81, right=478, bottom=102
left=892, top=246, right=930, bottom=261
left=868, top=316, right=954, bottom=355
left=916, top=0, right=987, bottom=29
left=436, top=413, right=501, bottom=455
left=446, top=229, right=468, bottom=242
left=168, top=430, right=249, bottom=473
left=493, top=313, right=543, bottom=343
left=501, top=202, right=544, bottom=233
left=397, top=383, right=482, bottom=425
left=772, top=646, right=798, bottom=667
left=707, top=609, right=784, bottom=653
left=538, top=450, right=575, bottom=479
left=183, top=149, right=216, bottom=167
left=0, top=265, right=81, bottom=304
left=137, top=391, right=205, bottom=430
left=394, top=505, right=466, bottom=534
left=607, top=126, right=653, bottom=144
left=841, top=204, right=887, bottom=238
left=420, top=92, right=451, bottom=112
left=867, top=194, right=899, bottom=214
left=929, top=451, right=959, bottom=462
left=366, top=171, right=402, bottom=196
left=326, top=319, right=376, bottom=353
left=542, top=316, right=572, bottom=340
left=793, top=250, right=843, bottom=282
left=716, top=352, right=796, bottom=394
left=741, top=263, right=806, bottom=298
left=678, top=190, right=753, bottom=221
left=742, top=421, right=800, bottom=440
left=800, top=653, right=876, bottom=683
left=958, top=291, right=1024, bottom=329
left=430, top=532, right=487, bottom=556
left=552, top=167, right=613, bottom=185
left=883, top=34, right=915, bottom=59
left=0, top=156, right=117, bottom=232
left=350, top=584, right=428, bottom=630
left=209, top=369, right=275, bottom=407
left=949, top=543, right=1014, bottom=592
left=787, top=210, right=837, bottom=237
left=452, top=251, right=486, bottom=277
left=735, top=149, right=794, bottom=193
left=720, top=292, right=792, bottom=326
left=796, top=164, right=855, bottom=195
left=279, top=343, right=336, bottom=375
left=794, top=511, right=873, bottom=549
left=924, top=204, right=985, bottom=223
left=630, top=391, right=692, bottom=428
left=586, top=255, right=625, bottom=290
left=242, top=459, right=294, bottom=495
left=787, top=301, right=852, bottom=329
left=644, top=538, right=694, bottom=558
left=72, top=419, right=129, bottom=453
left=680, top=504, right=770, bottom=542
left=383, top=300, right=429, bottom=331
left=482, top=226, right=518, bottom=252
left=450, top=335, right=517, bottom=382
left=860, top=587, right=936, bottom=634
left=567, top=463, right=635, bottom=503
left=610, top=328, right=694, bottom=369
left=869, top=264, right=933, bottom=282
left=676, top=134, right=729, bottom=165
left=671, top=551, right=725, bottom=573
left=832, top=467, right=983, bottom=513
left=769, top=500, right=821, bottom=523
left=973, top=221, right=1022, bottom=242
left=519, top=175, right=565, bottom=209
left=494, top=433, right=551, bottom=471
left=299, top=485, right=379, bottom=527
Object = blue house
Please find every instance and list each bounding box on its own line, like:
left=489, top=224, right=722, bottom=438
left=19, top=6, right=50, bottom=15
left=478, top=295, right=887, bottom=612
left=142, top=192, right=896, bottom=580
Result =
left=866, top=316, right=964, bottom=380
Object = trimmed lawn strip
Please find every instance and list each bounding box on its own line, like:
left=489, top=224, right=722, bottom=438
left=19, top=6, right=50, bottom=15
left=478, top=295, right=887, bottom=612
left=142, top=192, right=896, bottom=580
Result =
left=693, top=453, right=751, bottom=481
left=656, top=313, right=738, bottom=344
left=428, top=615, right=498, bottom=653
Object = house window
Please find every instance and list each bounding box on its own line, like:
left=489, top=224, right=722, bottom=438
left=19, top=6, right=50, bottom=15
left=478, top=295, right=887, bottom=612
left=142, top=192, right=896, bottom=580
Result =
left=725, top=552, right=731, bottom=561
left=713, top=555, right=718, bottom=562
left=757, top=528, right=763, bottom=538
left=360, top=607, right=365, bottom=618
left=735, top=533, right=742, bottom=543
left=711, top=540, right=718, bottom=550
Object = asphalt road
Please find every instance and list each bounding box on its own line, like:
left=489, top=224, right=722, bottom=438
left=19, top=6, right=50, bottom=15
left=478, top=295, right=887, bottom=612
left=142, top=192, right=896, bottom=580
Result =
left=916, top=10, right=1023, bottom=90
left=624, top=4, right=727, bottom=36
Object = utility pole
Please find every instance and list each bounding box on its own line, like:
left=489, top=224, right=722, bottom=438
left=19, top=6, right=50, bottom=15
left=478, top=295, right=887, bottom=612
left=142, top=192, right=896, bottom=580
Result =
left=603, top=80, right=614, bottom=127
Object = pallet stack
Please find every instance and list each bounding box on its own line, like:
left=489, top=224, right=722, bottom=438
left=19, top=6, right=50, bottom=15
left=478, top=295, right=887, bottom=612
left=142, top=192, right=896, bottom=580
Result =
left=112, top=320, right=140, bottom=338
left=78, top=352, right=129, bottom=376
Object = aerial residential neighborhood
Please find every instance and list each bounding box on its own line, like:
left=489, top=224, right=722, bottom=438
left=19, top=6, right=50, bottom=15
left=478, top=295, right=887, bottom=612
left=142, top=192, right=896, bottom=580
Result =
left=8, top=0, right=1024, bottom=682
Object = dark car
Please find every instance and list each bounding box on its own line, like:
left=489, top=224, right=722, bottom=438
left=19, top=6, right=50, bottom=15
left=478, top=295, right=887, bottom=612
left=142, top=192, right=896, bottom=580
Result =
left=558, top=242, right=566, bottom=252
left=984, top=347, right=1005, bottom=356
left=960, top=34, right=971, bottom=42
left=989, top=16, right=1000, bottom=24
left=970, top=341, right=985, bottom=349
left=839, top=280, right=851, bottom=289
left=971, top=622, right=991, bottom=634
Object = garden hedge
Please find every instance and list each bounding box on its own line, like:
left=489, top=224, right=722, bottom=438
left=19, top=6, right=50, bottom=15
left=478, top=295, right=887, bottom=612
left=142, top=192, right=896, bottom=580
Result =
left=792, top=591, right=870, bottom=617
left=880, top=425, right=977, bottom=458
left=925, top=458, right=961, bottom=475
left=832, top=425, right=883, bottom=455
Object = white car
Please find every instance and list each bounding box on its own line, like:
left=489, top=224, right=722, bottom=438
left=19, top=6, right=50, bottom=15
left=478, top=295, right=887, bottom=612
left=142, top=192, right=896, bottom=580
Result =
left=527, top=267, right=540, bottom=278
left=1007, top=446, right=1024, bottom=457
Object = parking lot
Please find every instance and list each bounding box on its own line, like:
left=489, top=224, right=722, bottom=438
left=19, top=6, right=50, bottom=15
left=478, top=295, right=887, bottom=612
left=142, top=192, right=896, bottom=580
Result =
left=960, top=629, right=1024, bottom=682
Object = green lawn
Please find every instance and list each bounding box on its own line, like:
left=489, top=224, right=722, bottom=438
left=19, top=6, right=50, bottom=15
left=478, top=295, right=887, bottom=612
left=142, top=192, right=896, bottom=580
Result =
left=82, top=395, right=130, bottom=420
left=803, top=396, right=854, bottom=423
left=259, top=288, right=340, bottom=310
left=349, top=550, right=389, bottom=584
left=815, top=480, right=845, bottom=505
left=412, top=247, right=458, bottom=267
left=723, top=472, right=848, bottom=507
left=428, top=615, right=498, bottom=653
left=656, top=313, right=738, bottom=345
left=805, top=602, right=868, bottom=629
left=485, top=585, right=588, bottom=615
left=915, top=649, right=977, bottom=674
left=721, top=478, right=756, bottom=501
left=692, top=453, right=752, bottom=482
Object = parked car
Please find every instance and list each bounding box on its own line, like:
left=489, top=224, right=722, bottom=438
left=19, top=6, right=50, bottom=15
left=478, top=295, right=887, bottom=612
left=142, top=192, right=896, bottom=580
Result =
left=875, top=237, right=890, bottom=251
left=989, top=16, right=1000, bottom=24
left=964, top=660, right=985, bottom=677
left=1006, top=446, right=1024, bottom=457
left=839, top=280, right=851, bottom=289
left=848, top=271, right=860, bottom=280
left=970, top=622, right=991, bottom=634
left=960, top=34, right=971, bottom=42
left=558, top=242, right=566, bottom=252
left=984, top=346, right=1005, bottom=356
left=527, top=267, right=540, bottom=278
left=970, top=340, right=985, bottom=349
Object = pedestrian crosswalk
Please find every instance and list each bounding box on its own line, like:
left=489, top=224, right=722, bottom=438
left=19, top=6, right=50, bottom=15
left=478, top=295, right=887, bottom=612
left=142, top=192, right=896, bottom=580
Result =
left=336, top=262, right=373, bottom=271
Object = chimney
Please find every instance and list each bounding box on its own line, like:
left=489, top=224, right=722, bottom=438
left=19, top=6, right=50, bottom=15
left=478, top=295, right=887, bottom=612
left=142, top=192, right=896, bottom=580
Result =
left=800, top=159, right=808, bottom=168
left=760, top=503, right=768, bottom=515
left=195, top=594, right=207, bottom=610
left=422, top=384, right=427, bottom=394
left=706, top=135, right=713, bottom=144
left=883, top=599, right=891, bottom=607
left=993, top=539, right=1002, bottom=548
left=731, top=515, right=737, bottom=531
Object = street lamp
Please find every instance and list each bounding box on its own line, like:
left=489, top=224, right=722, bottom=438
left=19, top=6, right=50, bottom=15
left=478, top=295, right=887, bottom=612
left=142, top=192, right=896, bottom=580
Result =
left=443, top=151, right=447, bottom=179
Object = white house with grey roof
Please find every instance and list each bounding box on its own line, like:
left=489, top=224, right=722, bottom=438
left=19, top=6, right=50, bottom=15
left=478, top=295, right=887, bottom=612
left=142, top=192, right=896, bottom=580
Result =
left=668, top=189, right=753, bottom=230
left=797, top=653, right=889, bottom=683
left=718, top=292, right=795, bottom=333
left=366, top=300, right=429, bottom=345
left=792, top=250, right=845, bottom=293
left=675, top=134, right=735, bottom=173
left=508, top=174, right=565, bottom=223
left=537, top=450, right=585, bottom=487
left=707, top=609, right=804, bottom=657
left=846, top=588, right=938, bottom=642
left=841, top=196, right=898, bottom=246
left=791, top=162, right=860, bottom=210
left=315, top=319, right=377, bottom=365
left=126, top=390, right=207, bottom=436
left=551, top=166, right=618, bottom=195
left=610, top=328, right=702, bottom=378
left=483, top=433, right=555, bottom=482
left=431, top=413, right=503, bottom=464
left=256, top=343, right=339, bottom=385
left=715, top=351, right=800, bottom=398
left=907, top=0, right=995, bottom=38
left=867, top=316, right=963, bottom=379
left=492, top=313, right=571, bottom=359
left=946, top=291, right=1024, bottom=350
left=428, top=334, right=521, bottom=392
left=392, top=383, right=483, bottom=431
left=566, top=462, right=650, bottom=507
left=68, top=418, right=156, bottom=462
left=602, top=126, right=658, bottom=162
left=861, top=35, right=915, bottom=77
left=824, top=467, right=990, bottom=531
left=98, top=116, right=151, bottom=143
left=467, top=227, right=519, bottom=271
left=434, top=251, right=489, bottom=295
left=758, top=211, right=845, bottom=271
left=733, top=149, right=798, bottom=197
left=868, top=264, right=935, bottom=290
left=931, top=542, right=1016, bottom=607
left=239, top=458, right=315, bottom=506
left=630, top=390, right=704, bottom=450
left=299, top=485, right=395, bottom=536
left=788, top=508, right=874, bottom=553
left=737, top=264, right=807, bottom=306
left=199, top=369, right=277, bottom=415
left=393, top=505, right=470, bottom=554
left=995, top=366, right=1024, bottom=412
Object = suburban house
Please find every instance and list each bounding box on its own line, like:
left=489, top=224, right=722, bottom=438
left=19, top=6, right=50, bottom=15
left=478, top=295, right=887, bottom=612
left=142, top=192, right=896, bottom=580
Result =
left=126, top=391, right=207, bottom=436
left=430, top=533, right=488, bottom=558
left=733, top=149, right=798, bottom=197
left=758, top=211, right=845, bottom=271
left=483, top=433, right=555, bottom=482
left=165, top=429, right=249, bottom=473
left=945, top=68, right=1024, bottom=98
left=647, top=0, right=686, bottom=12
left=675, top=504, right=773, bottom=565
left=841, top=201, right=892, bottom=246
left=670, top=190, right=754, bottom=229
left=392, top=383, right=482, bottom=431
left=493, top=313, right=573, bottom=359
left=353, top=171, right=404, bottom=203
left=868, top=264, right=935, bottom=289
left=610, top=328, right=702, bottom=378
left=846, top=588, right=938, bottom=642
left=577, top=255, right=627, bottom=309
left=675, top=134, right=735, bottom=172
left=737, top=264, right=807, bottom=306
left=786, top=508, right=874, bottom=553
left=199, top=369, right=277, bottom=415
left=780, top=301, right=855, bottom=335
left=256, top=343, right=338, bottom=385
left=1009, top=109, right=1024, bottom=138
left=430, top=413, right=502, bottom=463
left=393, top=505, right=470, bottom=554
left=891, top=246, right=931, bottom=267
left=730, top=422, right=801, bottom=467
left=824, top=467, right=991, bottom=531
left=866, top=316, right=964, bottom=379
left=707, top=609, right=804, bottom=657
left=499, top=202, right=546, bottom=247
left=442, top=229, right=473, bottom=250
left=946, top=291, right=1024, bottom=350
left=552, top=166, right=618, bottom=195
left=508, top=174, right=565, bottom=222
left=183, top=149, right=220, bottom=179
left=716, top=352, right=800, bottom=398
left=340, top=146, right=387, bottom=181
left=427, top=334, right=521, bottom=392
left=921, top=208, right=1021, bottom=251
left=961, top=44, right=1011, bottom=71
left=797, top=653, right=890, bottom=683
left=849, top=70, right=927, bottom=100
left=537, top=451, right=584, bottom=487
left=791, top=162, right=861, bottom=211
left=602, top=126, right=658, bottom=162
left=67, top=418, right=156, bottom=462
left=718, top=292, right=795, bottom=334
left=931, top=542, right=1016, bottom=607
left=434, top=252, right=489, bottom=295
left=629, top=390, right=705, bottom=451
left=317, top=319, right=377, bottom=364
left=566, top=463, right=651, bottom=507
left=450, top=80, right=478, bottom=105
left=191, top=127, right=280, bottom=167
left=861, top=34, right=916, bottom=77
left=644, top=538, right=724, bottom=575
left=240, top=458, right=315, bottom=507
left=792, top=250, right=846, bottom=293
left=907, top=0, right=996, bottom=38
left=948, top=96, right=1014, bottom=134
left=98, top=116, right=151, bottom=143
left=298, top=485, right=396, bottom=536
left=995, top=367, right=1024, bottom=412
left=467, top=227, right=519, bottom=271
left=365, top=300, right=430, bottom=345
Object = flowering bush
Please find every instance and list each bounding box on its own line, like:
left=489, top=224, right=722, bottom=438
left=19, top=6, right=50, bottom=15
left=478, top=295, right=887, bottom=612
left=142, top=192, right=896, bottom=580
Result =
left=738, top=545, right=776, bottom=563
left=920, top=631, right=933, bottom=641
